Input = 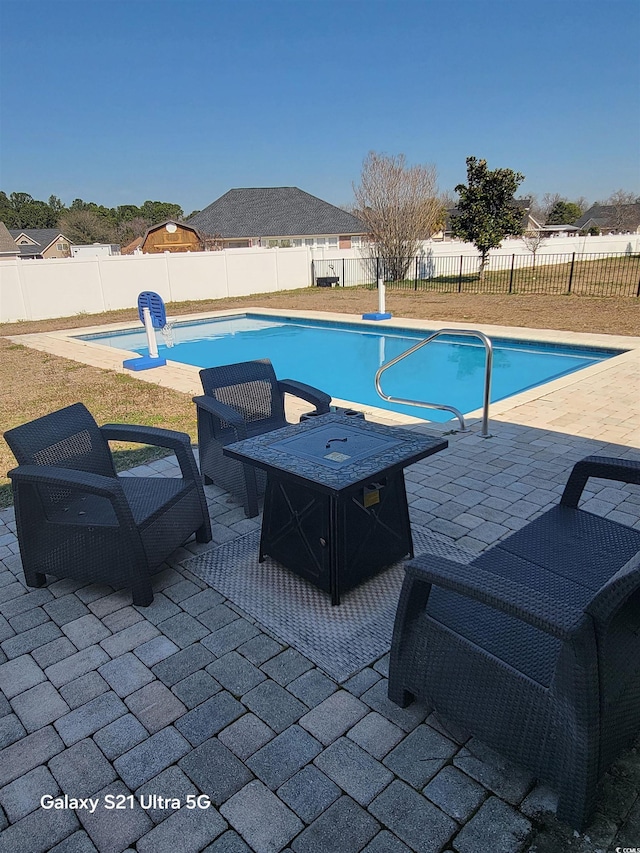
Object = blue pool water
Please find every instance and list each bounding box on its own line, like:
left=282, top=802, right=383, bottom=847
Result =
left=78, top=314, right=620, bottom=423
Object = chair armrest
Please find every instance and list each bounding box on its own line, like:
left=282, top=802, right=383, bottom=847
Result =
left=192, top=395, right=248, bottom=436
left=561, top=455, right=640, bottom=508
left=277, top=379, right=331, bottom=413
left=7, top=464, right=136, bottom=529
left=100, top=424, right=200, bottom=482
left=404, top=553, right=587, bottom=640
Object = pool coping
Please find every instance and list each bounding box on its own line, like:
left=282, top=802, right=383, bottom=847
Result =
left=7, top=307, right=640, bottom=435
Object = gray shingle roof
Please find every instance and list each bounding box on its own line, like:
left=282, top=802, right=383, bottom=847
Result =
left=0, top=222, right=19, bottom=255
left=574, top=203, right=640, bottom=231
left=187, top=187, right=365, bottom=238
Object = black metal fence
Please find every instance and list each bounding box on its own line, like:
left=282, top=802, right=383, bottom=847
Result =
left=312, top=252, right=640, bottom=297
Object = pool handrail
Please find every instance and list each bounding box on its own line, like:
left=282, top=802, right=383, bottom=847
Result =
left=374, top=328, right=494, bottom=437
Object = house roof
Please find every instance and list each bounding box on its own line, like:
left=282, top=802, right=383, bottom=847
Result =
left=9, top=228, right=68, bottom=256
left=574, top=202, right=640, bottom=231
left=187, top=188, right=366, bottom=238
left=0, top=222, right=20, bottom=255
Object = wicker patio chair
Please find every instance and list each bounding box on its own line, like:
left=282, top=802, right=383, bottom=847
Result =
left=193, top=359, right=331, bottom=517
left=388, top=455, right=640, bottom=830
left=4, top=402, right=212, bottom=606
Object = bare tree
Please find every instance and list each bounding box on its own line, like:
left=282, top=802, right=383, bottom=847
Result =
left=352, top=152, right=442, bottom=282
left=606, top=189, right=638, bottom=232
left=521, top=229, right=549, bottom=277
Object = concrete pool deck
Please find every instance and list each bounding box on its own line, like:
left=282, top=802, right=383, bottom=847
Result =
left=1, top=310, right=639, bottom=852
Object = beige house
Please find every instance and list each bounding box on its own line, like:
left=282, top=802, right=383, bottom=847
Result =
left=0, top=222, right=20, bottom=259
left=9, top=228, right=72, bottom=258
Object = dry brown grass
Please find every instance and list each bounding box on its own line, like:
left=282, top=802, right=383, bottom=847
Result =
left=1, top=286, right=638, bottom=506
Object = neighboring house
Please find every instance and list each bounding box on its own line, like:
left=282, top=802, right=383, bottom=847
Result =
left=187, top=187, right=367, bottom=249
left=9, top=228, right=72, bottom=258
left=141, top=220, right=204, bottom=253
left=540, top=224, right=580, bottom=237
left=0, top=222, right=20, bottom=259
left=574, top=202, right=640, bottom=235
left=121, top=236, right=144, bottom=255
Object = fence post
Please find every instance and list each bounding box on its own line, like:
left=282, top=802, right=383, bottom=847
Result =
left=458, top=256, right=463, bottom=293
left=376, top=257, right=380, bottom=286
left=508, top=254, right=515, bottom=293
left=567, top=253, right=575, bottom=293
left=311, top=259, right=315, bottom=287
left=342, top=257, right=345, bottom=288
left=415, top=256, right=418, bottom=291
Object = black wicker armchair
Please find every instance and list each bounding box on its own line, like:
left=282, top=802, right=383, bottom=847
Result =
left=389, top=455, right=640, bottom=830
left=4, top=403, right=212, bottom=606
left=193, top=359, right=331, bottom=517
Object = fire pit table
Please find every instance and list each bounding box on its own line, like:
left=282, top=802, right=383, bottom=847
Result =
left=224, top=412, right=447, bottom=604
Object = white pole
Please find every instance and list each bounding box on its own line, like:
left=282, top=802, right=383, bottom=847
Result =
left=378, top=277, right=386, bottom=315
left=142, top=307, right=159, bottom=359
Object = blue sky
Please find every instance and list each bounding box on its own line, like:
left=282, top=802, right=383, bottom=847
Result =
left=1, top=0, right=639, bottom=214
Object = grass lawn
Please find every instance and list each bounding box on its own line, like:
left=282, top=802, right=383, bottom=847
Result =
left=1, top=286, right=639, bottom=507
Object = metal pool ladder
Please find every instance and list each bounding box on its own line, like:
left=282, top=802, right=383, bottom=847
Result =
left=374, top=329, right=494, bottom=437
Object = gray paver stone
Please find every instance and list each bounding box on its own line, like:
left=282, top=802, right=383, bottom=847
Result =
left=300, top=690, right=368, bottom=745
left=54, top=692, right=127, bottom=746
left=201, top=617, right=260, bottom=656
left=125, top=680, right=187, bottom=734
left=260, top=648, right=313, bottom=686
left=290, top=795, right=379, bottom=853
left=114, top=726, right=191, bottom=789
left=101, top=605, right=142, bottom=634
left=247, top=725, right=322, bottom=790
left=314, top=737, right=393, bottom=806
left=59, top=672, right=109, bottom=709
left=48, top=830, right=99, bottom=852
left=158, top=612, right=210, bottom=648
left=11, top=680, right=70, bottom=732
left=49, top=738, right=116, bottom=796
left=152, top=643, right=215, bottom=687
left=0, top=713, right=26, bottom=749
left=0, top=804, right=79, bottom=853
left=31, top=637, right=77, bottom=669
left=202, top=830, right=252, bottom=852
left=0, top=765, right=59, bottom=823
left=276, top=765, right=341, bottom=824
left=179, top=738, right=253, bottom=807
left=453, top=796, right=532, bottom=853
left=347, top=712, right=405, bottom=759
left=369, top=780, right=457, bottom=853
left=45, top=645, right=111, bottom=689
left=218, top=713, right=275, bottom=761
left=236, top=633, right=283, bottom=666
left=135, top=766, right=197, bottom=824
left=0, top=588, right=53, bottom=619
left=362, top=830, right=413, bottom=853
left=360, top=679, right=429, bottom=731
left=172, top=670, right=221, bottom=709
left=8, top=607, right=49, bottom=634
left=77, top=780, right=153, bottom=853
left=453, top=738, right=535, bottom=804
left=61, top=614, right=111, bottom=649
left=132, top=593, right=181, bottom=626
left=93, top=713, right=149, bottom=761
left=43, top=595, right=90, bottom=626
left=423, top=765, right=487, bottom=823
left=1, top=621, right=62, bottom=659
left=133, top=635, right=180, bottom=667
left=220, top=780, right=303, bottom=853
left=99, top=621, right=160, bottom=657
left=383, top=723, right=457, bottom=788
left=242, top=681, right=307, bottom=733
left=197, top=604, right=244, bottom=633
left=175, top=690, right=244, bottom=746
left=181, top=588, right=224, bottom=616
left=163, top=579, right=202, bottom=603
left=206, top=651, right=266, bottom=696
left=0, top=725, right=64, bottom=787
left=0, top=653, right=45, bottom=699
left=136, top=802, right=227, bottom=853
left=286, top=670, right=337, bottom=707
left=97, top=652, right=154, bottom=697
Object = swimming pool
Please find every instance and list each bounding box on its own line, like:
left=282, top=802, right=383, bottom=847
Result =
left=78, top=314, right=621, bottom=423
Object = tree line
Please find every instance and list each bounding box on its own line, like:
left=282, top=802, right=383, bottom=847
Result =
left=0, top=192, right=194, bottom=246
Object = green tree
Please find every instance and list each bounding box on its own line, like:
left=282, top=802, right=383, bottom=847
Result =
left=58, top=209, right=116, bottom=244
left=139, top=201, right=184, bottom=224
left=546, top=200, right=583, bottom=225
left=451, top=157, right=525, bottom=278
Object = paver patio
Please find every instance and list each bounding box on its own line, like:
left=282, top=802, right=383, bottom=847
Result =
left=1, top=314, right=639, bottom=852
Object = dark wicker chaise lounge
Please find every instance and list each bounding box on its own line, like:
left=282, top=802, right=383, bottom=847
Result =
left=193, top=359, right=331, bottom=517
left=4, top=402, right=212, bottom=606
left=389, top=455, right=640, bottom=830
